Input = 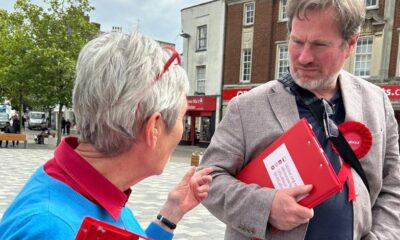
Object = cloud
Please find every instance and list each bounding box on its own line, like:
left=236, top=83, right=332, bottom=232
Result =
left=1, top=0, right=209, bottom=51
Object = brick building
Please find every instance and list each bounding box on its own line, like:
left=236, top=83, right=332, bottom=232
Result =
left=222, top=0, right=400, bottom=127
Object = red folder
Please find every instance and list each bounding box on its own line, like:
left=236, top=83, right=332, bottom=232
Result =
left=75, top=216, right=151, bottom=240
left=237, top=118, right=342, bottom=208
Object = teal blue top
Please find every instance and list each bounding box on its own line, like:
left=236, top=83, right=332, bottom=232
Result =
left=0, top=167, right=172, bottom=239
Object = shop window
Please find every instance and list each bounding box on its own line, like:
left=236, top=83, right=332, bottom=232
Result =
left=200, top=117, right=212, bottom=142
left=182, top=116, right=191, bottom=141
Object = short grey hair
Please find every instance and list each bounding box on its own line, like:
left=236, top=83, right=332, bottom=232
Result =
left=73, top=32, right=189, bottom=155
left=286, top=0, right=365, bottom=41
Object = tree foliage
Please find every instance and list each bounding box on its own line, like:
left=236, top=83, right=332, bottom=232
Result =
left=0, top=0, right=98, bottom=143
left=1, top=0, right=98, bottom=110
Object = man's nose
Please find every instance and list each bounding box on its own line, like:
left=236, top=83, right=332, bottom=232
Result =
left=298, top=45, right=314, bottom=64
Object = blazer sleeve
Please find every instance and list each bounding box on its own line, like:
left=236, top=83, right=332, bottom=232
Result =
left=199, top=97, right=277, bottom=239
left=367, top=93, right=400, bottom=239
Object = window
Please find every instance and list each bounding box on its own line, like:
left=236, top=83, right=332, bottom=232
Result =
left=197, top=25, right=207, bottom=50
left=196, top=66, right=206, bottom=94
left=276, top=44, right=289, bottom=79
left=279, top=0, right=288, bottom=21
left=241, top=49, right=252, bottom=82
left=365, top=0, right=378, bottom=9
left=354, top=37, right=373, bottom=78
left=244, top=2, right=255, bottom=25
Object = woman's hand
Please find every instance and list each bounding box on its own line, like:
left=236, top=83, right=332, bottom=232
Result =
left=159, top=167, right=213, bottom=224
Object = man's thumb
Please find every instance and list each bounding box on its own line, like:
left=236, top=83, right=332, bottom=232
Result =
left=287, top=184, right=313, bottom=197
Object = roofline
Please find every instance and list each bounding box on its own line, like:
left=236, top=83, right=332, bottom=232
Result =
left=181, top=0, right=220, bottom=12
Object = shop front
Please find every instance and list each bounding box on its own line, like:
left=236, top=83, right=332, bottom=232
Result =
left=181, top=96, right=217, bottom=147
left=379, top=84, right=400, bottom=145
left=222, top=87, right=252, bottom=116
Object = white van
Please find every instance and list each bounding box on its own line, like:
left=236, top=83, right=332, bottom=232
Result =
left=28, top=111, right=46, bottom=130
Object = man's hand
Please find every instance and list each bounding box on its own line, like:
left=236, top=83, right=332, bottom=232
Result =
left=159, top=167, right=213, bottom=224
left=269, top=185, right=314, bottom=231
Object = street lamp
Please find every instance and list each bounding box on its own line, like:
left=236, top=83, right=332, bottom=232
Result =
left=179, top=32, right=191, bottom=73
left=180, top=32, right=190, bottom=38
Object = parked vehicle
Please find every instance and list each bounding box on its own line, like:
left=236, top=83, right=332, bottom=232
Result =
left=0, top=113, right=9, bottom=130
left=28, top=111, right=46, bottom=130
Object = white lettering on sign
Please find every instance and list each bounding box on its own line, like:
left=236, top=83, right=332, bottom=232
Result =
left=380, top=85, right=400, bottom=99
left=236, top=90, right=249, bottom=96
left=188, top=98, right=204, bottom=104
left=383, top=88, right=400, bottom=97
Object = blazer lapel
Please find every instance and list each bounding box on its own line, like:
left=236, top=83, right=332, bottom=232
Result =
left=338, top=71, right=363, bottom=122
left=268, top=83, right=300, bottom=131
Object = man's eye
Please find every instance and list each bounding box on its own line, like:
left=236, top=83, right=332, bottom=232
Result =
left=292, top=40, right=303, bottom=45
left=315, top=43, right=327, bottom=47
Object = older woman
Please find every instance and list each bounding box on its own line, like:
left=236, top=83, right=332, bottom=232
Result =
left=0, top=32, right=213, bottom=239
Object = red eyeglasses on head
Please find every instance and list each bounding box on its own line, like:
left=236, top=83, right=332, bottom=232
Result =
left=155, top=46, right=181, bottom=81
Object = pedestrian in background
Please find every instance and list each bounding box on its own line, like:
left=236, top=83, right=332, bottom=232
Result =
left=11, top=115, right=20, bottom=148
left=199, top=0, right=400, bottom=239
left=61, top=117, right=66, bottom=135
left=0, top=32, right=213, bottom=240
left=65, top=119, right=71, bottom=135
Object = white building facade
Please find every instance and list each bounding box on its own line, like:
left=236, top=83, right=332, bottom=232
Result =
left=180, top=0, right=225, bottom=146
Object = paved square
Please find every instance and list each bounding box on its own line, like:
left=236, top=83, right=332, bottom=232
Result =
left=0, top=148, right=226, bottom=239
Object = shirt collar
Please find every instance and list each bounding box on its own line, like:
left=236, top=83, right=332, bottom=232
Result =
left=51, top=136, right=131, bottom=220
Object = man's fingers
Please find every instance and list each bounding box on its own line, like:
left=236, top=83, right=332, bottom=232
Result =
left=295, top=205, right=314, bottom=219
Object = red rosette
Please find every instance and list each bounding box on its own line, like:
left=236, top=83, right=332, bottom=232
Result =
left=337, top=121, right=373, bottom=159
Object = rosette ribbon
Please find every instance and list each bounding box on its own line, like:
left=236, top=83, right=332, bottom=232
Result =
left=336, top=121, right=372, bottom=201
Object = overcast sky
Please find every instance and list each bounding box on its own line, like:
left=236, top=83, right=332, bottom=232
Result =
left=1, top=0, right=209, bottom=52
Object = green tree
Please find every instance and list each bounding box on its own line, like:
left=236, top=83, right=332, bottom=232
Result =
left=0, top=0, right=98, bottom=144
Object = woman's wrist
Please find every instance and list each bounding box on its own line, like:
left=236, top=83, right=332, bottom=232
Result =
left=159, top=202, right=184, bottom=224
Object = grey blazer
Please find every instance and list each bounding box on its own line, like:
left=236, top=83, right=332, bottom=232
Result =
left=200, top=71, right=400, bottom=240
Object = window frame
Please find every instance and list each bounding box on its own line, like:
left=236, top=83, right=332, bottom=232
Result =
left=365, top=0, right=378, bottom=9
left=353, top=36, right=373, bottom=79
left=275, top=43, right=289, bottom=79
left=196, top=65, right=206, bottom=94
left=279, top=0, right=288, bottom=22
left=240, top=48, right=252, bottom=83
left=243, top=2, right=255, bottom=26
left=197, top=25, right=207, bottom=51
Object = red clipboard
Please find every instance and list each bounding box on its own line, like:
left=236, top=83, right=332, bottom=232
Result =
left=237, top=118, right=342, bottom=208
left=75, top=216, right=151, bottom=240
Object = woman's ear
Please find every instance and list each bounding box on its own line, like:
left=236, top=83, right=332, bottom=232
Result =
left=144, top=112, right=162, bottom=148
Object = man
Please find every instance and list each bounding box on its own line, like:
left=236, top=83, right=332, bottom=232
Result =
left=11, top=114, right=20, bottom=147
left=199, top=0, right=400, bottom=239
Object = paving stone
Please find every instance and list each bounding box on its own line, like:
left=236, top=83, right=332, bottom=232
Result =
left=0, top=147, right=226, bottom=239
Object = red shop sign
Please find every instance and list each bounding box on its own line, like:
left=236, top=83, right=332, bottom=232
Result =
left=187, top=96, right=216, bottom=111
left=223, top=88, right=251, bottom=101
left=380, top=85, right=400, bottom=100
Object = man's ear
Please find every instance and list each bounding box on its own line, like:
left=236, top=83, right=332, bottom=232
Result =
left=345, top=33, right=359, bottom=58
left=144, top=112, right=162, bottom=148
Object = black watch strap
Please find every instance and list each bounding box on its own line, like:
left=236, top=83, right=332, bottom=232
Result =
left=157, top=214, right=177, bottom=230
